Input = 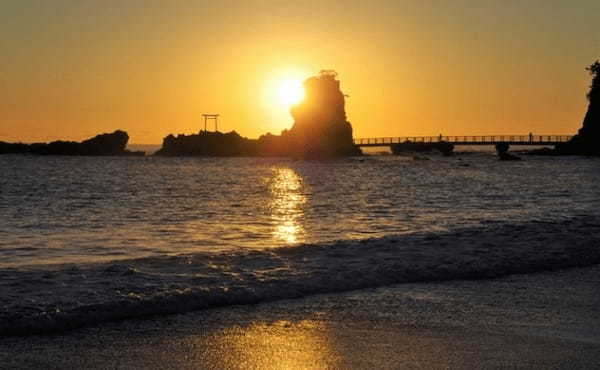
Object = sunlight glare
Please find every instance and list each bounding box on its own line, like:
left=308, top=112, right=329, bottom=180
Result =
left=276, top=79, right=304, bottom=106
left=261, top=67, right=311, bottom=133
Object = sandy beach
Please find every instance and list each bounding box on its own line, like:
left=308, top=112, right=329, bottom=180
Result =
left=2, top=264, right=599, bottom=369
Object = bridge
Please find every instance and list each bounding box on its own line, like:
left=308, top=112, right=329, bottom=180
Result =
left=353, top=135, right=573, bottom=147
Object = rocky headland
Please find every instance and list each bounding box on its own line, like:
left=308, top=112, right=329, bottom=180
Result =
left=155, top=70, right=361, bottom=158
left=530, top=60, right=600, bottom=156
left=0, top=130, right=144, bottom=156
left=554, top=61, right=600, bottom=156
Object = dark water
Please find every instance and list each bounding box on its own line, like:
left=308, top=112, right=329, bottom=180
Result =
left=1, top=154, right=598, bottom=267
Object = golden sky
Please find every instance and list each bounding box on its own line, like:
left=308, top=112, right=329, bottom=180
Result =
left=1, top=0, right=599, bottom=143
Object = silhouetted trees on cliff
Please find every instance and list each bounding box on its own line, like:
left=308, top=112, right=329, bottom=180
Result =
left=555, top=60, right=600, bottom=155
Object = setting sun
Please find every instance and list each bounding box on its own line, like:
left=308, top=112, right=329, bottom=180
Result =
left=276, top=79, right=304, bottom=106
left=261, top=68, right=311, bottom=132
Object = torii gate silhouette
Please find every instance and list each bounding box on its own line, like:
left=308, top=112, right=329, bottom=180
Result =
left=202, top=114, right=220, bottom=132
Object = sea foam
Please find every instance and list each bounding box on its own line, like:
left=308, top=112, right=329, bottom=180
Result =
left=1, top=216, right=599, bottom=336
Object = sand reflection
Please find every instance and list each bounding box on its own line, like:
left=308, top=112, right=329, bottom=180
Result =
left=197, top=320, right=339, bottom=369
left=270, top=167, right=306, bottom=244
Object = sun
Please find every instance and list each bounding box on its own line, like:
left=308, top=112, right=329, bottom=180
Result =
left=275, top=78, right=304, bottom=106
left=262, top=68, right=310, bottom=132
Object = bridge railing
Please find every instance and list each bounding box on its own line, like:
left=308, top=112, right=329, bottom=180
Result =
left=353, top=135, right=573, bottom=145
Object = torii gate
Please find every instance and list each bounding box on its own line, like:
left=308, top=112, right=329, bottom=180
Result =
left=202, top=114, right=220, bottom=132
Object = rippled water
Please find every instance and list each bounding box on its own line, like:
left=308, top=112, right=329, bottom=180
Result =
left=1, top=153, right=599, bottom=268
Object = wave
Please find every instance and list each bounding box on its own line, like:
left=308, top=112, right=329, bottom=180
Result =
left=2, top=215, right=600, bottom=336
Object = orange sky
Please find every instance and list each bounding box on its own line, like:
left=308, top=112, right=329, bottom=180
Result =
left=1, top=0, right=599, bottom=143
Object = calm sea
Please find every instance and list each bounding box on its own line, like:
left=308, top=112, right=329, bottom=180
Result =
left=2, top=152, right=600, bottom=334
left=1, top=153, right=598, bottom=268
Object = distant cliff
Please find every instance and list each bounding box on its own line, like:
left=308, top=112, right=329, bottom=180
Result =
left=0, top=130, right=144, bottom=156
left=156, top=71, right=362, bottom=158
left=554, top=60, right=600, bottom=156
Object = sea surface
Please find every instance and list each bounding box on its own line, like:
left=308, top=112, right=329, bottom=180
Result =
left=1, top=152, right=599, bottom=334
left=2, top=153, right=598, bottom=267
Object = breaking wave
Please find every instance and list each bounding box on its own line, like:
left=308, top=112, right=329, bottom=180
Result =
left=2, top=216, right=600, bottom=336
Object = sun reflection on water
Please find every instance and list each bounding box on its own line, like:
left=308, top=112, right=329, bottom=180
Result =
left=196, top=320, right=339, bottom=369
left=269, top=167, right=306, bottom=244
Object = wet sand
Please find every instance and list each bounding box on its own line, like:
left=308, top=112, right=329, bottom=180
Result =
left=2, top=265, right=599, bottom=369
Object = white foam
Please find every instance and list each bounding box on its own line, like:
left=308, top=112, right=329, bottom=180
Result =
left=1, top=216, right=600, bottom=336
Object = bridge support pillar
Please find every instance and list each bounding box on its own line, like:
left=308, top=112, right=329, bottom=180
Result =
left=495, top=143, right=520, bottom=160
left=495, top=142, right=510, bottom=155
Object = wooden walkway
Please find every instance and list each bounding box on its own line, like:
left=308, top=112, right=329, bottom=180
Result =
left=353, top=135, right=573, bottom=147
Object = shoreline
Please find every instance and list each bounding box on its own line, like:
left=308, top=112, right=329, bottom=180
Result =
left=2, top=215, right=600, bottom=336
left=2, top=264, right=599, bottom=368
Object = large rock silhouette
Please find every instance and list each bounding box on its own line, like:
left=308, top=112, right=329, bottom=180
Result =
left=284, top=70, right=361, bottom=158
left=156, top=131, right=256, bottom=156
left=0, top=130, right=143, bottom=156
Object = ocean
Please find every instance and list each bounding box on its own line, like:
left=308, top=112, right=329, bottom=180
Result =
left=1, top=153, right=599, bottom=335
